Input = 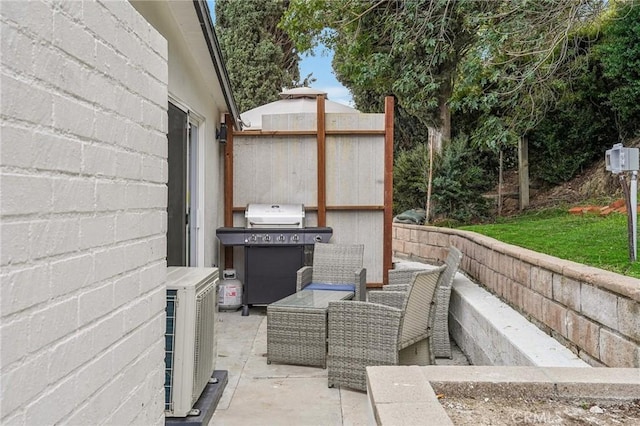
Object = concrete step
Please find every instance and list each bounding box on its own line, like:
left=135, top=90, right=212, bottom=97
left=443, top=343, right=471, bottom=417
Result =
left=449, top=276, right=588, bottom=367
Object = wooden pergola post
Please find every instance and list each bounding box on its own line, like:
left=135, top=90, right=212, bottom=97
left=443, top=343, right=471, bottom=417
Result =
left=383, top=96, right=394, bottom=285
left=224, top=113, right=234, bottom=269
left=316, top=95, right=327, bottom=226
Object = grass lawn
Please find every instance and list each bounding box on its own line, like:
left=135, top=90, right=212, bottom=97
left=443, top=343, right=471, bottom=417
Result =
left=459, top=209, right=640, bottom=279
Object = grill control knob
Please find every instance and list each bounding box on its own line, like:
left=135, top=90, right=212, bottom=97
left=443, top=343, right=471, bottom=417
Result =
left=277, top=234, right=285, bottom=242
left=263, top=234, right=271, bottom=242
left=250, top=234, right=257, bottom=242
left=314, top=235, right=323, bottom=242
left=291, top=234, right=300, bottom=242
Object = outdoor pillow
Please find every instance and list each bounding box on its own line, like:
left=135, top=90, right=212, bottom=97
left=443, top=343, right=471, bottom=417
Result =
left=303, top=283, right=356, bottom=292
left=393, top=208, right=426, bottom=225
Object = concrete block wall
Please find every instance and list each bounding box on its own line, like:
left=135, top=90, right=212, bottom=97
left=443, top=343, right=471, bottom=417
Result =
left=392, top=224, right=640, bottom=368
left=1, top=1, right=168, bottom=424
left=449, top=277, right=588, bottom=367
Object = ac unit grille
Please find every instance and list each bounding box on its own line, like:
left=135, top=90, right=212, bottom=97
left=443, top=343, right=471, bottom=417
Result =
left=164, top=267, right=219, bottom=417
left=164, top=288, right=178, bottom=412
left=191, top=281, right=217, bottom=405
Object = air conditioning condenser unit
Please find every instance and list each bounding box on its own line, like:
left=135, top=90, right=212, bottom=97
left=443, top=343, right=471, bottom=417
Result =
left=165, top=267, right=219, bottom=417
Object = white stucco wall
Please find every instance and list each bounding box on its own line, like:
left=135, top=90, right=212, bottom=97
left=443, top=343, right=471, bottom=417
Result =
left=131, top=1, right=228, bottom=269
left=1, top=1, right=168, bottom=424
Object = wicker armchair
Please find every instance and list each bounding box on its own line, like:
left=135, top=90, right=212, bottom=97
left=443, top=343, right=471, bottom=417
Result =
left=296, top=242, right=366, bottom=301
left=381, top=247, right=463, bottom=358
left=327, top=266, right=446, bottom=392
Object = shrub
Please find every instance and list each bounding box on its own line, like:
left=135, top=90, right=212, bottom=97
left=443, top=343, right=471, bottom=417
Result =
left=431, top=136, right=492, bottom=223
left=393, top=141, right=429, bottom=215
left=393, top=136, right=492, bottom=223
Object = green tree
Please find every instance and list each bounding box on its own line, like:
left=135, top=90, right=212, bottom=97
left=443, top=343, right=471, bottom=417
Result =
left=282, top=0, right=610, bottom=220
left=527, top=52, right=618, bottom=185
left=450, top=0, right=607, bottom=208
left=393, top=141, right=428, bottom=214
left=282, top=0, right=491, bottom=221
left=216, top=0, right=300, bottom=113
left=283, top=0, right=488, bottom=151
left=453, top=0, right=607, bottom=145
left=595, top=0, right=640, bottom=140
left=524, top=0, right=640, bottom=185
left=393, top=136, right=492, bottom=223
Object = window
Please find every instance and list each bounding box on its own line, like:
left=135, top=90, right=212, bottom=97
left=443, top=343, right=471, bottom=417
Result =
left=167, top=101, right=203, bottom=266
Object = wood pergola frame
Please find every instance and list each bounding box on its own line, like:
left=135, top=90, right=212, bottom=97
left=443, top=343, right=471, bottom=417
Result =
left=223, top=95, right=395, bottom=286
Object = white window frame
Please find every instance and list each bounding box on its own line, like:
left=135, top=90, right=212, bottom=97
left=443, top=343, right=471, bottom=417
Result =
left=168, top=96, right=206, bottom=267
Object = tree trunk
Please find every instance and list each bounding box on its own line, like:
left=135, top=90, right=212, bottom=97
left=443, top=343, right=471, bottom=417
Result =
left=424, top=99, right=452, bottom=223
left=439, top=99, right=451, bottom=148
left=427, top=126, right=444, bottom=154
left=518, top=136, right=530, bottom=210
left=498, top=150, right=503, bottom=216
left=429, top=92, right=452, bottom=154
left=425, top=135, right=434, bottom=224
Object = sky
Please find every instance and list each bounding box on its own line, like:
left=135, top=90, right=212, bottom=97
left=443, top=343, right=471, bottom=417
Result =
left=208, top=1, right=353, bottom=108
left=299, top=47, right=354, bottom=107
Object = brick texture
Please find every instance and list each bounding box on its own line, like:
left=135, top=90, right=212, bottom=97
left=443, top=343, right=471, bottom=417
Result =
left=580, top=284, right=618, bottom=330
left=1, top=1, right=167, bottom=424
left=566, top=311, right=600, bottom=360
left=599, top=329, right=640, bottom=368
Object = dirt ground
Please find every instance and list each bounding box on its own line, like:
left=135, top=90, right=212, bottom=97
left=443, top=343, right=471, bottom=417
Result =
left=441, top=396, right=640, bottom=425
left=493, top=143, right=639, bottom=217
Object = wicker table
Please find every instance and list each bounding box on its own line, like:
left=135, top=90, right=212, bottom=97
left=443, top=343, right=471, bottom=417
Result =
left=267, top=290, right=354, bottom=368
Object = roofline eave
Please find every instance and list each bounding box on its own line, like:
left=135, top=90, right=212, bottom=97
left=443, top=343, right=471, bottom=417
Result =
left=192, top=0, right=242, bottom=130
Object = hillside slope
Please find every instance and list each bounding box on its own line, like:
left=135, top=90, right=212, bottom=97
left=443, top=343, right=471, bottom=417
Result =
left=495, top=139, right=640, bottom=214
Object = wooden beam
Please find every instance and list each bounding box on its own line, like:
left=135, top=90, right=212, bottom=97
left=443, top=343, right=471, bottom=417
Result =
left=325, top=205, right=385, bottom=211
left=235, top=130, right=317, bottom=136
left=234, top=129, right=386, bottom=137
left=383, top=96, right=394, bottom=285
left=224, top=113, right=234, bottom=269
left=232, top=205, right=385, bottom=212
left=326, top=129, right=386, bottom=135
left=317, top=95, right=327, bottom=227
left=224, top=114, right=233, bottom=227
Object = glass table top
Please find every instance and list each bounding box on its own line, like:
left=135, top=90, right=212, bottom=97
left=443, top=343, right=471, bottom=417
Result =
left=270, top=289, right=354, bottom=309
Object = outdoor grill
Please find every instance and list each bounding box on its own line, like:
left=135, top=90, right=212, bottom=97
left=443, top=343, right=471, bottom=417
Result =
left=216, top=204, right=332, bottom=315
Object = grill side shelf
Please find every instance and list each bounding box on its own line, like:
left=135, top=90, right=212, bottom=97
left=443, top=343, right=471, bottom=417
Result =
left=215, top=228, right=247, bottom=246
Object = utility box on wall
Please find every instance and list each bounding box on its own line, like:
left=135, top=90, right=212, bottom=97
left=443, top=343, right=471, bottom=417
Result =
left=604, top=143, right=639, bottom=262
left=605, top=143, right=640, bottom=174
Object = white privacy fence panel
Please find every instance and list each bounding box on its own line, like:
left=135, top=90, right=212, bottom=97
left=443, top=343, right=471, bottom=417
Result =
left=233, top=135, right=317, bottom=207
left=262, top=113, right=317, bottom=131
left=326, top=211, right=384, bottom=284
left=326, top=136, right=385, bottom=206
left=228, top=106, right=389, bottom=285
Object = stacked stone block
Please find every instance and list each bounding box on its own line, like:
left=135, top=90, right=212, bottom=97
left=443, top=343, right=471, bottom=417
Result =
left=392, top=224, right=640, bottom=368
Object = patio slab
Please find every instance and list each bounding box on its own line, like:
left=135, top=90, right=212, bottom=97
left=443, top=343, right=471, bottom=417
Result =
left=210, top=307, right=370, bottom=425
left=211, top=306, right=468, bottom=425
left=210, top=262, right=637, bottom=425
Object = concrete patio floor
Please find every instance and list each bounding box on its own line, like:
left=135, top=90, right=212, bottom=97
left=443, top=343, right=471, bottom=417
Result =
left=210, top=305, right=470, bottom=426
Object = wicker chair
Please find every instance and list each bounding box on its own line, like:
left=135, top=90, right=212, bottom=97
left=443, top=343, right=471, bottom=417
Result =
left=296, top=242, right=366, bottom=301
left=382, top=247, right=463, bottom=358
left=327, top=266, right=446, bottom=392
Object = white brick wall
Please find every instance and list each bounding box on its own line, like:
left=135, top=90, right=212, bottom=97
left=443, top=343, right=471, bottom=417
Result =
left=1, top=1, right=168, bottom=424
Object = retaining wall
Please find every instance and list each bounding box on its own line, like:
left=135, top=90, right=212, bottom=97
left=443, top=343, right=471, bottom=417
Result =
left=392, top=224, right=640, bottom=368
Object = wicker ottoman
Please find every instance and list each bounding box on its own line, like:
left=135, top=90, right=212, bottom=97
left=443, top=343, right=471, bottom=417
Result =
left=267, top=290, right=354, bottom=368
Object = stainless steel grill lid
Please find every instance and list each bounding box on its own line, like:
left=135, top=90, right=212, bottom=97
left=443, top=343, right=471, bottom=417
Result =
left=245, top=204, right=305, bottom=228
